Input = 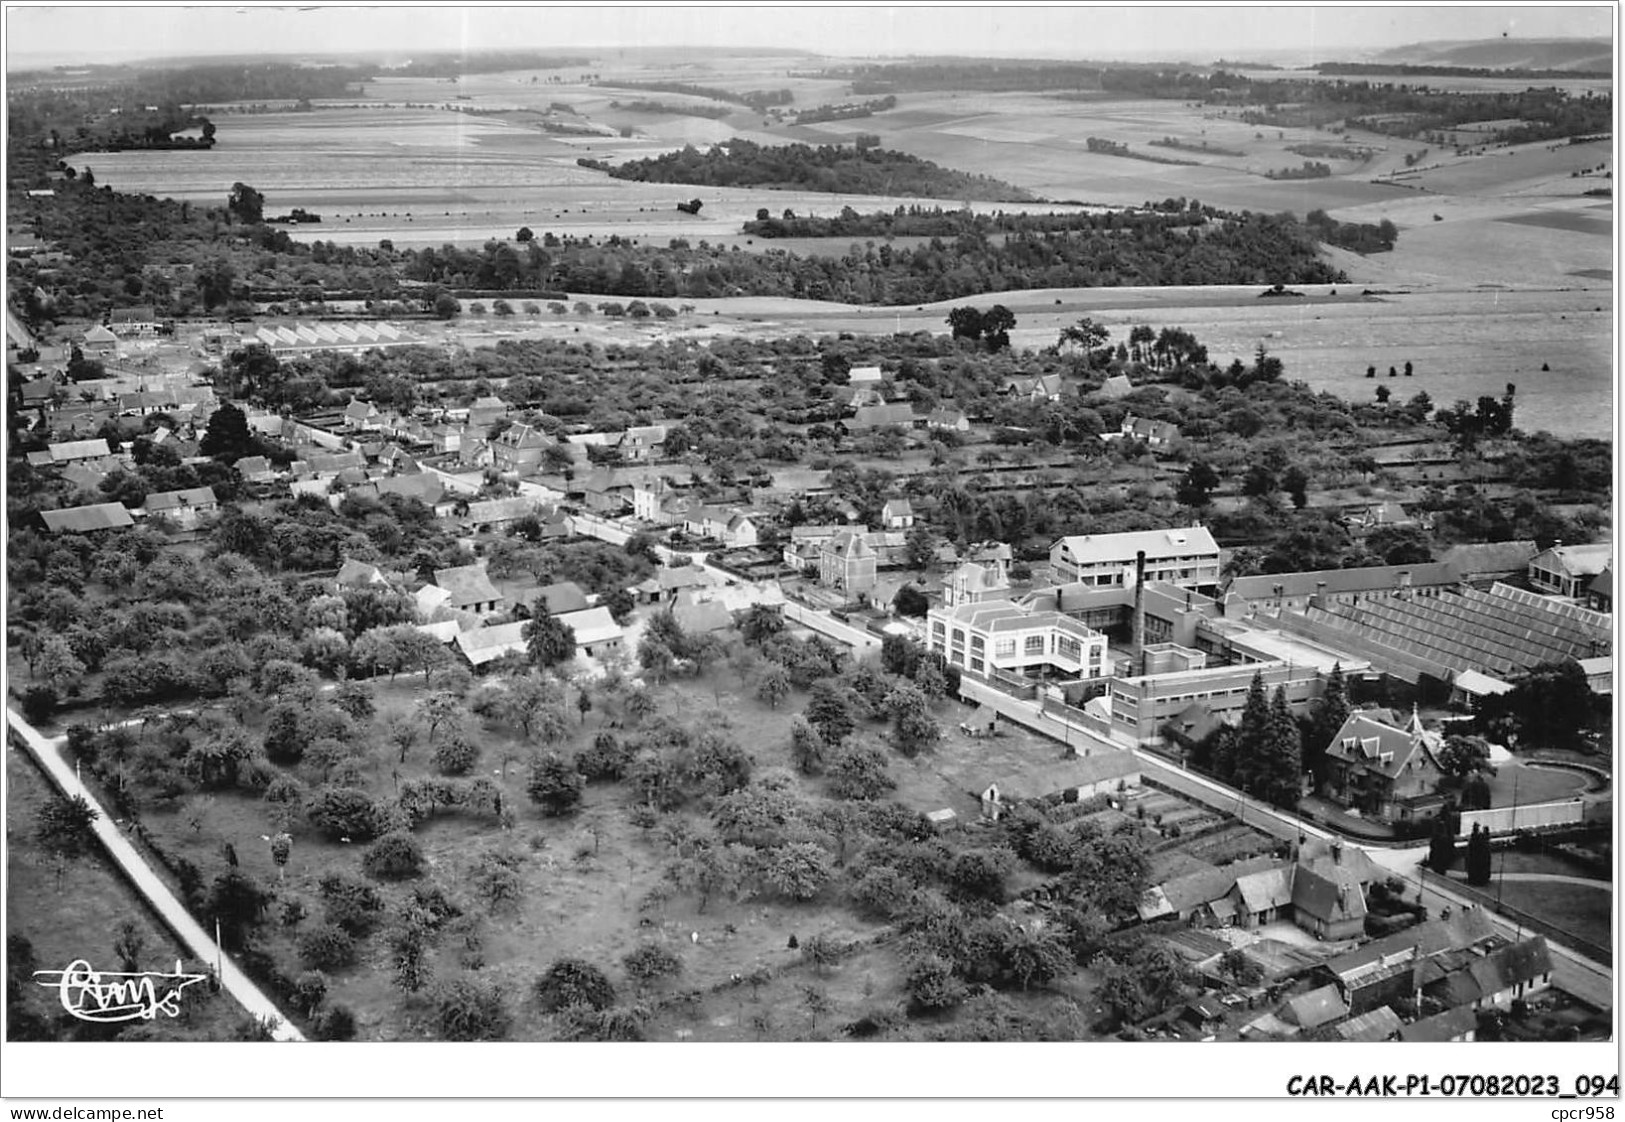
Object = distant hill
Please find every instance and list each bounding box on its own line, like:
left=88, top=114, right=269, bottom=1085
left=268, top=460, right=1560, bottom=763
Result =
left=1360, top=37, right=1612, bottom=73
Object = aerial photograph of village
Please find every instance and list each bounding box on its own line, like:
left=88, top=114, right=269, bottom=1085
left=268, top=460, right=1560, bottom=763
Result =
left=2, top=2, right=1616, bottom=1065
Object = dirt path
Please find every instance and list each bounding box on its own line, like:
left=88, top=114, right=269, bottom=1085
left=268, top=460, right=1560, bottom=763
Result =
left=1447, top=871, right=1610, bottom=889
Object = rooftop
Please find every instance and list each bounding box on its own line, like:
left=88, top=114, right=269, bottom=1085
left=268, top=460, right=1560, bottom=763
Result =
left=40, top=502, right=135, bottom=533
left=1054, top=526, right=1219, bottom=565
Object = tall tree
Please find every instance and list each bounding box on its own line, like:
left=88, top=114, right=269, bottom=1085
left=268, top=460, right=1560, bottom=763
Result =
left=199, top=403, right=257, bottom=463
left=524, top=611, right=577, bottom=670
left=1465, top=824, right=1493, bottom=886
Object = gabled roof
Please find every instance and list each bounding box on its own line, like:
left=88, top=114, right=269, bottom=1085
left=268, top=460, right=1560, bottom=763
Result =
left=1098, top=374, right=1134, bottom=399
left=1055, top=526, right=1219, bottom=565
left=1285, top=984, right=1348, bottom=1029
left=1290, top=865, right=1367, bottom=926
left=495, top=422, right=552, bottom=450
left=554, top=606, right=623, bottom=647
left=1398, top=1004, right=1478, bottom=1042
left=464, top=496, right=537, bottom=523
left=372, top=473, right=443, bottom=505
left=1333, top=1006, right=1403, bottom=1042
left=848, top=403, right=917, bottom=429
left=825, top=529, right=875, bottom=559
left=1145, top=855, right=1282, bottom=919
left=1438, top=540, right=1539, bottom=577
left=234, top=455, right=273, bottom=477
left=949, top=561, right=1010, bottom=594
left=455, top=622, right=530, bottom=666
left=1531, top=543, right=1612, bottom=579
left=143, top=486, right=216, bottom=512
left=881, top=498, right=914, bottom=519
left=336, top=559, right=387, bottom=587
left=1587, top=566, right=1612, bottom=598
left=46, top=438, right=113, bottom=462
left=82, top=324, right=118, bottom=344
left=1232, top=865, right=1294, bottom=915
left=534, top=581, right=590, bottom=616
left=673, top=598, right=734, bottom=634
left=41, top=502, right=135, bottom=533
left=1324, top=710, right=1441, bottom=779
left=433, top=564, right=504, bottom=609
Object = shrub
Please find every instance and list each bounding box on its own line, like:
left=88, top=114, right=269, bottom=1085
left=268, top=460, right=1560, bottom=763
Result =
left=297, top=924, right=357, bottom=970
left=290, top=970, right=329, bottom=1017
left=528, top=753, right=584, bottom=816
left=319, top=872, right=385, bottom=935
left=621, top=943, right=683, bottom=985
left=431, top=735, right=479, bottom=777
left=362, top=832, right=425, bottom=880
left=316, top=1004, right=358, bottom=1041
left=306, top=786, right=382, bottom=841
left=535, top=958, right=616, bottom=1012
left=21, top=684, right=57, bottom=723
left=436, top=976, right=511, bottom=1041
left=576, top=732, right=632, bottom=781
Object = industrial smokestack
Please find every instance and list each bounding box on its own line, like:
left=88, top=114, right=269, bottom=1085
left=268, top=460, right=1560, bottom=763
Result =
left=1133, top=549, right=1147, bottom=676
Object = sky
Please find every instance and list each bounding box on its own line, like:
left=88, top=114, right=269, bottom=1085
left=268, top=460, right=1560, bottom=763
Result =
left=4, top=3, right=1615, bottom=69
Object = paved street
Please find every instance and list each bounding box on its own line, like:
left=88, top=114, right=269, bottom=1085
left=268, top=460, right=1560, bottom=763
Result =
left=8, top=707, right=306, bottom=1041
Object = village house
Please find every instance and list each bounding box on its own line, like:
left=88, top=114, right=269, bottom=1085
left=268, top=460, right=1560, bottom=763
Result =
left=467, top=396, right=509, bottom=428
left=1528, top=542, right=1612, bottom=599
left=117, top=389, right=178, bottom=417
left=1421, top=936, right=1554, bottom=1012
left=632, top=564, right=717, bottom=605
left=1097, top=374, right=1135, bottom=399
left=233, top=455, right=277, bottom=484
left=846, top=364, right=884, bottom=386
left=554, top=606, right=625, bottom=660
left=1320, top=707, right=1445, bottom=824
left=40, top=502, right=136, bottom=534
left=1001, top=374, right=1064, bottom=403
left=978, top=750, right=1140, bottom=822
left=819, top=528, right=878, bottom=595
left=1107, top=414, right=1180, bottom=448
left=140, top=485, right=218, bottom=531
left=672, top=596, right=735, bottom=636
left=846, top=402, right=917, bottom=431
left=432, top=563, right=505, bottom=617
left=1317, top=907, right=1498, bottom=1016
left=1586, top=567, right=1612, bottom=613
left=620, top=424, right=668, bottom=462
left=942, top=554, right=1012, bottom=608
left=335, top=559, right=391, bottom=591
left=879, top=498, right=914, bottom=530
left=1136, top=855, right=1282, bottom=924
left=80, top=324, right=119, bottom=355
left=455, top=622, right=530, bottom=668
left=684, top=505, right=759, bottom=548
left=491, top=422, right=554, bottom=473
left=532, top=581, right=591, bottom=616
left=27, top=438, right=115, bottom=468
left=460, top=496, right=539, bottom=533
left=1050, top=526, right=1222, bottom=592
left=924, top=406, right=970, bottom=432
left=343, top=399, right=381, bottom=432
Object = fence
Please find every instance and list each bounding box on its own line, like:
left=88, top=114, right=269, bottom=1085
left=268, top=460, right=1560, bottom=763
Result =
left=1458, top=799, right=1585, bottom=838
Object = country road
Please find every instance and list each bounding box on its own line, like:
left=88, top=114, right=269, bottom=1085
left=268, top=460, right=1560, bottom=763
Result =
left=8, top=707, right=306, bottom=1041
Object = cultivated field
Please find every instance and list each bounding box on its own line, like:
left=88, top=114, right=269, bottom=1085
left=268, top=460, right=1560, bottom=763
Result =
left=59, top=57, right=1615, bottom=438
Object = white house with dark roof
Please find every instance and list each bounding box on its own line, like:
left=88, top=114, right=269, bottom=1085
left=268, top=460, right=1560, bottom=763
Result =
left=554, top=606, right=625, bottom=659
left=1050, top=527, right=1221, bottom=591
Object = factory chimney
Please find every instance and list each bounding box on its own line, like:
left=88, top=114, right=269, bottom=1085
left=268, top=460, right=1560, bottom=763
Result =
left=1133, top=549, right=1147, bottom=676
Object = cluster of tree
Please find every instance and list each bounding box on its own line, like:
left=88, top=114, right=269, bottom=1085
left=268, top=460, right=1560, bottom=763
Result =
left=1304, top=208, right=1398, bottom=254
left=824, top=62, right=1108, bottom=95
left=590, top=80, right=792, bottom=112
left=1264, top=160, right=1332, bottom=180
left=613, top=99, right=732, bottom=120
left=743, top=200, right=1212, bottom=240
left=1317, top=61, right=1614, bottom=81
left=603, top=139, right=1037, bottom=203
left=1187, top=672, right=1304, bottom=808
left=1434, top=385, right=1517, bottom=450
left=386, top=52, right=591, bottom=78
left=946, top=305, right=1016, bottom=351
left=1084, top=136, right=1197, bottom=166
left=791, top=95, right=898, bottom=125
left=1148, top=136, right=1246, bottom=157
